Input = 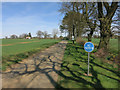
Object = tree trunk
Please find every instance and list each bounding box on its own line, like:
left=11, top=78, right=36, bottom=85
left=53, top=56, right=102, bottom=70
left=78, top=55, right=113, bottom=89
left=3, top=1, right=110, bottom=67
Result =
left=68, top=30, right=72, bottom=40
left=88, top=34, right=92, bottom=42
left=72, top=2, right=75, bottom=44
left=87, top=21, right=96, bottom=42
left=98, top=20, right=111, bottom=50
left=98, top=34, right=110, bottom=50
left=97, top=2, right=118, bottom=50
left=88, top=28, right=94, bottom=42
left=72, top=24, right=75, bottom=42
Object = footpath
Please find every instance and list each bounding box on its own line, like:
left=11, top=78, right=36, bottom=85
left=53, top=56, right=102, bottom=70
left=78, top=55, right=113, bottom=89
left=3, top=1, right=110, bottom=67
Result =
left=2, top=41, right=68, bottom=88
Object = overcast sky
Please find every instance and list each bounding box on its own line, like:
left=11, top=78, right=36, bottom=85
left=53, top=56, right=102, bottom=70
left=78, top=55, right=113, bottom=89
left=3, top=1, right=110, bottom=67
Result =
left=2, top=2, right=63, bottom=38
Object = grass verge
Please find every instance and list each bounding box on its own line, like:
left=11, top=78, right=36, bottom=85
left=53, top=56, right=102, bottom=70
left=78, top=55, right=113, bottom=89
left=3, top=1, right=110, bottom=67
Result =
left=58, top=41, right=119, bottom=88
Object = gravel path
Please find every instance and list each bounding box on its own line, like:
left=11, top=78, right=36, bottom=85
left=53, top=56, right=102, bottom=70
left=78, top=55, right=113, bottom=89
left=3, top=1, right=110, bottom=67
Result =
left=2, top=41, right=68, bottom=88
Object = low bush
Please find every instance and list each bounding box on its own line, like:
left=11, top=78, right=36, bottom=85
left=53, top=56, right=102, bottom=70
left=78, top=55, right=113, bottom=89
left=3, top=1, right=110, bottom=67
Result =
left=76, top=37, right=86, bottom=46
left=63, top=37, right=69, bottom=40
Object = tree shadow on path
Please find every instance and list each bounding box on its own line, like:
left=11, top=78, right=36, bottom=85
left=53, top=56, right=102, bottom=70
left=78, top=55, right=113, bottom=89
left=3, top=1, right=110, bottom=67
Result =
left=2, top=41, right=68, bottom=89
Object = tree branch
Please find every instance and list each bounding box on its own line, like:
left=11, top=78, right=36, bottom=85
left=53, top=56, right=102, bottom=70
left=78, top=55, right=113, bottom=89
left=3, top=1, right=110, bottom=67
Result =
left=107, top=2, right=118, bottom=20
left=98, top=2, right=104, bottom=18
left=103, top=2, right=109, bottom=11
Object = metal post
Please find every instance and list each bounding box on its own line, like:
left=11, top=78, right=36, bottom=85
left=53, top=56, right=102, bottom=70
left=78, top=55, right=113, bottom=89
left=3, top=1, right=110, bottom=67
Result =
left=72, top=2, right=74, bottom=44
left=88, top=52, right=90, bottom=76
left=72, top=21, right=75, bottom=44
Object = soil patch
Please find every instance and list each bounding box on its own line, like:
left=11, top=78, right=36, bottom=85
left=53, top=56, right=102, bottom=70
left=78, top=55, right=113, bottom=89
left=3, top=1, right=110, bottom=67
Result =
left=1, top=41, right=41, bottom=46
left=20, top=42, right=31, bottom=44
left=1, top=44, right=13, bottom=46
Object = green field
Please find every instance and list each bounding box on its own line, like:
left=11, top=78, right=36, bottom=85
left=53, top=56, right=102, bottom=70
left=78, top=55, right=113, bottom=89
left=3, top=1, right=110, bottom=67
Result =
left=58, top=39, right=119, bottom=88
left=83, top=38, right=118, bottom=54
left=1, top=39, right=60, bottom=70
left=2, top=39, right=40, bottom=45
left=2, top=39, right=60, bottom=56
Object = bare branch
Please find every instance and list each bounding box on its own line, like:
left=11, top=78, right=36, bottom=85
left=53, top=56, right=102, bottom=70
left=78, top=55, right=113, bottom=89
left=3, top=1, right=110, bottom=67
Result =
left=103, top=2, right=109, bottom=11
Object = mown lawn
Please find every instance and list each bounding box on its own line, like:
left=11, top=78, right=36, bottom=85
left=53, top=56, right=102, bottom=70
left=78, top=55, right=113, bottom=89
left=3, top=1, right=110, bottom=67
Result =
left=1, top=39, right=61, bottom=70
left=58, top=41, right=119, bottom=89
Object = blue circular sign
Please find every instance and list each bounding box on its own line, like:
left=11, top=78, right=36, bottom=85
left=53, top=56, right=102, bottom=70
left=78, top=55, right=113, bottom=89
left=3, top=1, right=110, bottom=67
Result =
left=84, top=42, right=94, bottom=52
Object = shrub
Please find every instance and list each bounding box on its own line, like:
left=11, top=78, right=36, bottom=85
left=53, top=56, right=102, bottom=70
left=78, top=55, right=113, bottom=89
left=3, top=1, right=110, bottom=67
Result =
left=94, top=48, right=108, bottom=58
left=76, top=37, right=86, bottom=46
left=63, top=37, right=69, bottom=40
left=59, top=36, right=64, bottom=40
left=16, top=53, right=28, bottom=58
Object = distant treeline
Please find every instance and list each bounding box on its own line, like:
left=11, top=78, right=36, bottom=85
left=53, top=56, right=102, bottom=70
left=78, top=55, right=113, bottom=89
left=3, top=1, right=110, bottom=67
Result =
left=4, top=29, right=61, bottom=39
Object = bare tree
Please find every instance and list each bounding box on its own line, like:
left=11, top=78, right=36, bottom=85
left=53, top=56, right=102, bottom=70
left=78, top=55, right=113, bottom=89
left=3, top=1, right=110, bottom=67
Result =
left=59, top=2, right=96, bottom=41
left=10, top=34, right=18, bottom=39
left=47, top=34, right=52, bottom=39
left=97, top=2, right=118, bottom=49
left=36, top=30, right=43, bottom=39
left=82, top=2, right=98, bottom=41
left=19, top=33, right=28, bottom=39
left=52, top=29, right=58, bottom=39
left=112, top=2, right=120, bottom=37
left=43, top=31, right=48, bottom=39
left=5, top=36, right=8, bottom=39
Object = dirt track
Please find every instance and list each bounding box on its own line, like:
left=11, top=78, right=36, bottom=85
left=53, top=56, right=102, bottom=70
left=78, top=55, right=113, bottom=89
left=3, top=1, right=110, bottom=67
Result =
left=2, top=41, right=68, bottom=88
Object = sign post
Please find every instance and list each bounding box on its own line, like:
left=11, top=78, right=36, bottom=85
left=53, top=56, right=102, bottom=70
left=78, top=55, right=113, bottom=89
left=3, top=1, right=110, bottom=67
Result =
left=88, top=52, right=90, bottom=75
left=72, top=36, right=74, bottom=44
left=84, top=42, right=94, bottom=76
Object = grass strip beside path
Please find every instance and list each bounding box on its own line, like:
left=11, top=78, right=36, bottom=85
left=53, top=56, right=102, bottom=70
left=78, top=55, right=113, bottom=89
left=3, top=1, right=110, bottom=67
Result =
left=58, top=41, right=119, bottom=88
